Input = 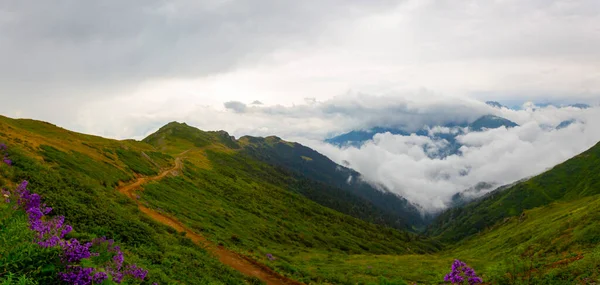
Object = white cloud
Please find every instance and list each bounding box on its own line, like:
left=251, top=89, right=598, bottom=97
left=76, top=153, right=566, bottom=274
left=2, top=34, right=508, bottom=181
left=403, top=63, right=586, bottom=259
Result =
left=304, top=106, right=600, bottom=211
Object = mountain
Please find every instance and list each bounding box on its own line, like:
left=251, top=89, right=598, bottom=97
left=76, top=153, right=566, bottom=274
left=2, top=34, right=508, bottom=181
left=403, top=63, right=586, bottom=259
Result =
left=569, top=103, right=591, bottom=109
left=144, top=122, right=425, bottom=230
left=469, top=114, right=518, bottom=131
left=449, top=182, right=496, bottom=207
left=0, top=116, right=439, bottom=285
left=325, top=115, right=518, bottom=158
left=485, top=101, right=506, bottom=108
left=237, top=135, right=426, bottom=229
left=557, top=118, right=577, bottom=129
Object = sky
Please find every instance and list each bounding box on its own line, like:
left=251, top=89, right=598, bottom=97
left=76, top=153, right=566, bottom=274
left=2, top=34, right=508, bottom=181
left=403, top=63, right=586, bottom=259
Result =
left=1, top=0, right=600, bottom=210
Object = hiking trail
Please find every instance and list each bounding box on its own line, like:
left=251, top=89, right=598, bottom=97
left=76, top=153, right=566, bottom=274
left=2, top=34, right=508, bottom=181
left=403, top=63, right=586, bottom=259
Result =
left=116, top=151, right=302, bottom=285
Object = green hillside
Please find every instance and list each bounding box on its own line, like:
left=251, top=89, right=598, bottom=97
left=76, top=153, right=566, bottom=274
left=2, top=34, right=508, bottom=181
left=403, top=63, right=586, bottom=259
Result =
left=430, top=141, right=600, bottom=242
left=0, top=116, right=438, bottom=284
left=239, top=135, right=424, bottom=230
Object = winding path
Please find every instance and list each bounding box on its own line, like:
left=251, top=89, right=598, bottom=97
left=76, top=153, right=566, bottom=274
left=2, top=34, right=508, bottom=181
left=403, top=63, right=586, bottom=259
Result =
left=117, top=153, right=302, bottom=285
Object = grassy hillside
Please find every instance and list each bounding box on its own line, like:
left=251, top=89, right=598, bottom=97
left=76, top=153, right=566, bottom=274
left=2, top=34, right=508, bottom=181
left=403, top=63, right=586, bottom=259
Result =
left=0, top=116, right=438, bottom=284
left=238, top=135, right=425, bottom=230
left=430, top=141, right=600, bottom=242
left=0, top=116, right=255, bottom=284
left=139, top=122, right=440, bottom=283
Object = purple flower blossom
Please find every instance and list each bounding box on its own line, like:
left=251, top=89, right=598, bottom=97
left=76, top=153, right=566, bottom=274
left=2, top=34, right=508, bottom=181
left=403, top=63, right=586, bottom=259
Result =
left=444, top=259, right=483, bottom=285
left=61, top=239, right=93, bottom=263
left=10, top=177, right=155, bottom=284
left=92, top=271, right=108, bottom=284
left=1, top=143, right=11, bottom=166
left=266, top=253, right=276, bottom=261
left=124, top=264, right=148, bottom=280
left=58, top=266, right=94, bottom=285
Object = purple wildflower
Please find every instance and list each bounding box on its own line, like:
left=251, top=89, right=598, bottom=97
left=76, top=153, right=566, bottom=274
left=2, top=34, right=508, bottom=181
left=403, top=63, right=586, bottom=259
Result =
left=124, top=264, right=148, bottom=280
left=444, top=259, right=483, bottom=285
left=60, top=239, right=93, bottom=263
left=266, top=253, right=276, bottom=261
left=11, top=177, right=154, bottom=284
left=58, top=266, right=94, bottom=285
left=92, top=271, right=108, bottom=284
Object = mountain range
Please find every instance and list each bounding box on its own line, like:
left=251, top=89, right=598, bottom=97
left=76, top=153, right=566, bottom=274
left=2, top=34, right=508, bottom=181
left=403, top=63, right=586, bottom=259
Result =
left=325, top=114, right=519, bottom=158
left=1, top=114, right=600, bottom=284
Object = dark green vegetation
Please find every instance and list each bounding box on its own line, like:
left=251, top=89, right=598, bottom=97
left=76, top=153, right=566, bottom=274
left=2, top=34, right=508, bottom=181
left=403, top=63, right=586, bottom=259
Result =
left=2, top=114, right=600, bottom=284
left=239, top=135, right=424, bottom=229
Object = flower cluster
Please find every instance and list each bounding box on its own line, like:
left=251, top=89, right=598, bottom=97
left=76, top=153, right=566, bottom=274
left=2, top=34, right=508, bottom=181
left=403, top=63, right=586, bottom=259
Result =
left=12, top=180, right=151, bottom=285
left=15, top=181, right=71, bottom=248
left=0, top=143, right=11, bottom=166
left=444, top=259, right=483, bottom=285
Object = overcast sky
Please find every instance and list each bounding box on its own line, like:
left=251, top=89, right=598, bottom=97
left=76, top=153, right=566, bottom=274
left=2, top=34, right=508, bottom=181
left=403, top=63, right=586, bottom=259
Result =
left=1, top=0, right=600, bottom=210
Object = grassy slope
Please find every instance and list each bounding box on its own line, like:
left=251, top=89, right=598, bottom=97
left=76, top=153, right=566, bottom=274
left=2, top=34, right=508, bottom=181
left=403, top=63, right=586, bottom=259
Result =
left=430, top=141, right=600, bottom=242
left=139, top=122, right=440, bottom=284
left=238, top=135, right=424, bottom=230
left=0, top=116, right=256, bottom=284
left=0, top=117, right=439, bottom=284
left=323, top=193, right=600, bottom=284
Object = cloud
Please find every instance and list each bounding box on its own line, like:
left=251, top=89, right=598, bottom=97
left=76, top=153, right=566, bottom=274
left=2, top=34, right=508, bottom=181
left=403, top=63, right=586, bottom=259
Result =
left=305, top=106, right=600, bottom=211
left=0, top=0, right=398, bottom=99
left=224, top=101, right=248, bottom=113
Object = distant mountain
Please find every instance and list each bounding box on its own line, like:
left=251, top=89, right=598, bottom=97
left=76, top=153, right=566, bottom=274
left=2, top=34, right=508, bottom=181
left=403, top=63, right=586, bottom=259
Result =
left=325, top=115, right=519, bottom=158
left=569, top=103, right=591, bottom=109
left=449, top=182, right=496, bottom=207
left=485, top=101, right=506, bottom=108
left=469, top=114, right=518, bottom=131
left=556, top=119, right=577, bottom=129
left=528, top=102, right=591, bottom=110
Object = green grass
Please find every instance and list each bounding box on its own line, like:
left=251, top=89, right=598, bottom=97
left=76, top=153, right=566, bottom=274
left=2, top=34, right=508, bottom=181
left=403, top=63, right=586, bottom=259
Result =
left=139, top=150, right=440, bottom=283
left=0, top=121, right=257, bottom=284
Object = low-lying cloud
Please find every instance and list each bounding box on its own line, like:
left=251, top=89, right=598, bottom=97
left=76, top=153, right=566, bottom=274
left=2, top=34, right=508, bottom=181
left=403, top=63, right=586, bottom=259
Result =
left=306, top=105, right=600, bottom=211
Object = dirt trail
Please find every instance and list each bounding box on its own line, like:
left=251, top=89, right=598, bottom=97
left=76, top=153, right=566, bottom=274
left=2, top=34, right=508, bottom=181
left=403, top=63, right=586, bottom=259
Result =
left=117, top=153, right=302, bottom=285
